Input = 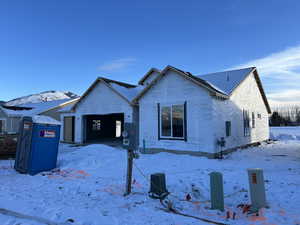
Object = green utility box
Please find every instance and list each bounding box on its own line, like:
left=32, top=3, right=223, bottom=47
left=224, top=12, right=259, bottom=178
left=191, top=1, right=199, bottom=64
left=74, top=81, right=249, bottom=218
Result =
left=149, top=173, right=169, bottom=199
left=210, top=172, right=224, bottom=211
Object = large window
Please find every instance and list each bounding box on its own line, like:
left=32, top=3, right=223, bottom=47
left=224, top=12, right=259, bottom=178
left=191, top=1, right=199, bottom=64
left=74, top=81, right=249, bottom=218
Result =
left=160, top=104, right=185, bottom=139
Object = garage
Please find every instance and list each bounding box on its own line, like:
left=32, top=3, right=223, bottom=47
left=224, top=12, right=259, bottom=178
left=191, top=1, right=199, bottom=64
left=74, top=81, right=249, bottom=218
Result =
left=84, top=113, right=124, bottom=143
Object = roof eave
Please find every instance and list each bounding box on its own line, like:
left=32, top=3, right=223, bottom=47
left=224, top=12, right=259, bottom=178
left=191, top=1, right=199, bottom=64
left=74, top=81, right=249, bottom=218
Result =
left=138, top=68, right=161, bottom=85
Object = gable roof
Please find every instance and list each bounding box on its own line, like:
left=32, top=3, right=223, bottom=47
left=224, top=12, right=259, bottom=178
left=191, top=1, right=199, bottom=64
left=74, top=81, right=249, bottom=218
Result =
left=133, top=65, right=271, bottom=114
left=138, top=68, right=161, bottom=85
left=133, top=65, right=229, bottom=103
left=197, top=67, right=254, bottom=95
left=198, top=67, right=271, bottom=113
left=71, top=77, right=144, bottom=111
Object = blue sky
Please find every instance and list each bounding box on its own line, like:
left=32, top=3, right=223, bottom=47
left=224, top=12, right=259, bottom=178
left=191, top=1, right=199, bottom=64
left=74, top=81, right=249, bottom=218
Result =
left=1, top=0, right=300, bottom=105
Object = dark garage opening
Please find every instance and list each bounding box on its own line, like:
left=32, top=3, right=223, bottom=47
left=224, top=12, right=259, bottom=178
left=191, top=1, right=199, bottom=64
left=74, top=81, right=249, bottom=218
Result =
left=84, top=113, right=124, bottom=144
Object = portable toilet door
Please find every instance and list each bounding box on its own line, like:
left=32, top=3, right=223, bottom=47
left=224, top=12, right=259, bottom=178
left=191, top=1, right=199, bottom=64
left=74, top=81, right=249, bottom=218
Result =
left=28, top=123, right=60, bottom=175
left=15, top=117, right=34, bottom=173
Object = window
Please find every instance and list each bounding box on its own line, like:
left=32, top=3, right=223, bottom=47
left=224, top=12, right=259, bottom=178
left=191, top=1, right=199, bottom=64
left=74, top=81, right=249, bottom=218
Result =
left=92, top=120, right=101, bottom=131
left=252, top=112, right=255, bottom=128
left=161, top=106, right=171, bottom=136
left=225, top=121, right=231, bottom=137
left=160, top=104, right=185, bottom=139
left=243, top=110, right=250, bottom=136
left=257, top=113, right=261, bottom=119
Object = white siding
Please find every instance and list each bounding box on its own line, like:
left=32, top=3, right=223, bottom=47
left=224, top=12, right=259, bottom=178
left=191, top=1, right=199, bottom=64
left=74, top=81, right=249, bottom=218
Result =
left=62, top=81, right=133, bottom=143
left=139, top=71, right=215, bottom=153
left=212, top=72, right=269, bottom=151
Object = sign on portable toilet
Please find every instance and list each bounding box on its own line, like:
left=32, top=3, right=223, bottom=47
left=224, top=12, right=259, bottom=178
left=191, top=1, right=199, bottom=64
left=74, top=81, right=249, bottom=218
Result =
left=15, top=116, right=61, bottom=175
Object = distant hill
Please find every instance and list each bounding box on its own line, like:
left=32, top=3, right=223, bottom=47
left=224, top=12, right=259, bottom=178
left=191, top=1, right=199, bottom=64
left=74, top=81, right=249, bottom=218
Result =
left=0, top=101, right=6, bottom=105
left=5, top=91, right=79, bottom=106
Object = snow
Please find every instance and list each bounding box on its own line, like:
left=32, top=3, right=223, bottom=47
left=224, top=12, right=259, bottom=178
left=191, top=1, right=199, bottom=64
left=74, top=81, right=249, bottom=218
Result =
left=1, top=99, right=72, bottom=117
left=110, top=83, right=144, bottom=101
left=32, top=115, right=61, bottom=125
left=270, top=126, right=300, bottom=141
left=197, top=67, right=254, bottom=95
left=0, top=127, right=299, bottom=224
left=5, top=91, right=79, bottom=106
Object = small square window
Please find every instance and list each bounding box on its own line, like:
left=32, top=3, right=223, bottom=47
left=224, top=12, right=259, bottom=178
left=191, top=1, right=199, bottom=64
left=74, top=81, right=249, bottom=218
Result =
left=92, top=120, right=101, bottom=131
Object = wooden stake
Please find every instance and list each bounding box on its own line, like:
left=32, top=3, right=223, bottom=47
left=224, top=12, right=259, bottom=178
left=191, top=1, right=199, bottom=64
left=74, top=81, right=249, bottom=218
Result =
left=124, top=149, right=133, bottom=196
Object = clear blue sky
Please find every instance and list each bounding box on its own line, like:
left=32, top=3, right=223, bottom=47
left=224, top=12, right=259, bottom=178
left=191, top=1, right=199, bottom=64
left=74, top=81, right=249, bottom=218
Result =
left=1, top=0, right=300, bottom=104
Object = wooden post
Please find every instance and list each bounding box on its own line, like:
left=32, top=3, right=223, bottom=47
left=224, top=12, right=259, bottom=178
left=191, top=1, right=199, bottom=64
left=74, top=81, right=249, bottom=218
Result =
left=125, top=149, right=133, bottom=196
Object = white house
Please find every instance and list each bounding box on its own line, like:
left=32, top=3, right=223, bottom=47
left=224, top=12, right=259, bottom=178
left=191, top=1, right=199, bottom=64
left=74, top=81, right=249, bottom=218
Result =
left=60, top=77, right=143, bottom=144
left=133, top=66, right=271, bottom=158
left=61, top=66, right=271, bottom=158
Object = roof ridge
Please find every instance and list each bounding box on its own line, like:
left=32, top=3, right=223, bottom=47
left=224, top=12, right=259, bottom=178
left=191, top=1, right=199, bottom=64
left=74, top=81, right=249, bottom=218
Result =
left=98, top=77, right=137, bottom=88
left=199, top=67, right=255, bottom=77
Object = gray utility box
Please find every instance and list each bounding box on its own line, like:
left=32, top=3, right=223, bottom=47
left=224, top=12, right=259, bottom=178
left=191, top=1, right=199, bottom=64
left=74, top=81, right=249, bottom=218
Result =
left=149, top=173, right=169, bottom=199
left=247, top=168, right=267, bottom=212
left=210, top=172, right=224, bottom=211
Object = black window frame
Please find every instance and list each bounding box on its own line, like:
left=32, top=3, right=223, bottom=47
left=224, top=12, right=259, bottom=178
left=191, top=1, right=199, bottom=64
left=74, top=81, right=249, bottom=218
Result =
left=158, top=102, right=187, bottom=141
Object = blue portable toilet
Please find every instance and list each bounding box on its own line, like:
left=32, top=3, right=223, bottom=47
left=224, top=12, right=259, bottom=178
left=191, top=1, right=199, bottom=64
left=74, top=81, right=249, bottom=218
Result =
left=15, top=115, right=61, bottom=175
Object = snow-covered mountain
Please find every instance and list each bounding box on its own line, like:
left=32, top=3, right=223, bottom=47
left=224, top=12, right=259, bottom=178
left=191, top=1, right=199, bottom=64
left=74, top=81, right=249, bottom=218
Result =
left=5, top=91, right=79, bottom=106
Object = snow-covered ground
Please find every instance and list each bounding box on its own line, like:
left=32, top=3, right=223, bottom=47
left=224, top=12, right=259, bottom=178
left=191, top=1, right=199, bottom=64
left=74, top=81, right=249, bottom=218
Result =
left=271, top=126, right=300, bottom=141
left=0, top=127, right=299, bottom=225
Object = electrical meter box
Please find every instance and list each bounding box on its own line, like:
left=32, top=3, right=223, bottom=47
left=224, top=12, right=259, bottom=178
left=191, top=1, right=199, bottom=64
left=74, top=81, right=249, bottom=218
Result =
left=14, top=116, right=61, bottom=175
left=122, top=122, right=137, bottom=150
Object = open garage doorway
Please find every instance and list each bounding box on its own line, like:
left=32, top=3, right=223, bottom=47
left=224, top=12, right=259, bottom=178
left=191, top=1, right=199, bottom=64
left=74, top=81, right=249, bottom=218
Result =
left=84, top=113, right=124, bottom=145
